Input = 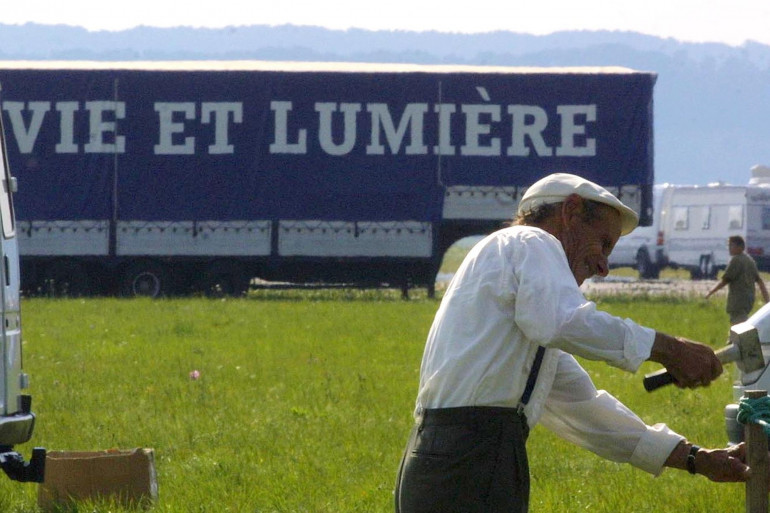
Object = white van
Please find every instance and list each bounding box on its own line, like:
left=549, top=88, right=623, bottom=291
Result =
left=610, top=166, right=770, bottom=279
left=609, top=184, right=670, bottom=278
left=0, top=83, right=44, bottom=482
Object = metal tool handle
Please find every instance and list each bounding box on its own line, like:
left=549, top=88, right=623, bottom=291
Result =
left=643, top=368, right=676, bottom=392
left=644, top=342, right=740, bottom=392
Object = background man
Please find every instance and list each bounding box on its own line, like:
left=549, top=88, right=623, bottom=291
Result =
left=706, top=235, right=770, bottom=325
left=395, top=173, right=751, bottom=513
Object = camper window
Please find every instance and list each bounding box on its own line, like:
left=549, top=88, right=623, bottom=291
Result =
left=673, top=206, right=689, bottom=231
left=763, top=207, right=770, bottom=230
left=698, top=206, right=711, bottom=230
left=728, top=205, right=744, bottom=230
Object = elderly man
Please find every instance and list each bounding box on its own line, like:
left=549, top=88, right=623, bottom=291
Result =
left=394, top=173, right=750, bottom=513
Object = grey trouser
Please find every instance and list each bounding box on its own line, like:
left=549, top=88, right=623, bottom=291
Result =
left=394, top=406, right=530, bottom=513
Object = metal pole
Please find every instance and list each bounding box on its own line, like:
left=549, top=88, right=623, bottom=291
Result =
left=110, top=77, right=119, bottom=258
left=745, top=390, right=769, bottom=513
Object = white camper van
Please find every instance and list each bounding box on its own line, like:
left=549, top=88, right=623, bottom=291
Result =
left=610, top=166, right=770, bottom=279
left=0, top=84, right=44, bottom=482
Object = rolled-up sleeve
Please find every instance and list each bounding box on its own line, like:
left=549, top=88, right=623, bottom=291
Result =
left=552, top=301, right=656, bottom=372
left=539, top=352, right=684, bottom=476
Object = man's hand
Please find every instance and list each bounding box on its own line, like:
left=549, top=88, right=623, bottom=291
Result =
left=649, top=333, right=722, bottom=388
left=697, top=444, right=752, bottom=482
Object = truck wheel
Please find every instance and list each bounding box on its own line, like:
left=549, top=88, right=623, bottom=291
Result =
left=200, top=261, right=249, bottom=297
left=120, top=261, right=169, bottom=298
left=636, top=251, right=659, bottom=279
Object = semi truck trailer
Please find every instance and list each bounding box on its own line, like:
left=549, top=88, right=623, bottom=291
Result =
left=0, top=61, right=656, bottom=297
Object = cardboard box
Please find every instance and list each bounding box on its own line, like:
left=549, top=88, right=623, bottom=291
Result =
left=38, top=448, right=157, bottom=511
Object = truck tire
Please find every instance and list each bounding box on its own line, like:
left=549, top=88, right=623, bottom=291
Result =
left=120, top=261, right=169, bottom=298
left=200, top=260, right=250, bottom=297
left=636, top=250, right=659, bottom=279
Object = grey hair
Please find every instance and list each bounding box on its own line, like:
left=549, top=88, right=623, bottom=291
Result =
left=513, top=198, right=607, bottom=226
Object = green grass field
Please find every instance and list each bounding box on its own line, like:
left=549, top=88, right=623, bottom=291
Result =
left=0, top=291, right=756, bottom=512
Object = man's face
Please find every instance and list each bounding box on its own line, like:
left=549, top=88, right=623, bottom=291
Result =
left=728, top=241, right=741, bottom=256
left=560, top=201, right=622, bottom=286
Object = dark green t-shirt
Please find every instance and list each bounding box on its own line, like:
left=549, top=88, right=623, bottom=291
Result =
left=723, top=252, right=760, bottom=315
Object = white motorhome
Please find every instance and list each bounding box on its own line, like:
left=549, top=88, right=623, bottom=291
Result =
left=610, top=165, right=770, bottom=279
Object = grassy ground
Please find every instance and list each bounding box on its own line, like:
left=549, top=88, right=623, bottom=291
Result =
left=0, top=291, right=753, bottom=512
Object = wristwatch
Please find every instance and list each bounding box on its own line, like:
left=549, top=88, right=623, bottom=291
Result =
left=687, top=444, right=700, bottom=475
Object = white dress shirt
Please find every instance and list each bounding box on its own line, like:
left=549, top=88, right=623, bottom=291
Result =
left=415, top=225, right=684, bottom=475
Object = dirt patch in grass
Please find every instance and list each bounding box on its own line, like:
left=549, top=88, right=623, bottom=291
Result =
left=581, top=276, right=718, bottom=298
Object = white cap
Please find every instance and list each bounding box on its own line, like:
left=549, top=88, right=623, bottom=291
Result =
left=517, top=173, right=639, bottom=235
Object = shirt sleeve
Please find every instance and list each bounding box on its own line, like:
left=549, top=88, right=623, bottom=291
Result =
left=513, top=230, right=656, bottom=372
left=751, top=259, right=761, bottom=282
left=723, top=257, right=738, bottom=282
left=539, top=352, right=684, bottom=476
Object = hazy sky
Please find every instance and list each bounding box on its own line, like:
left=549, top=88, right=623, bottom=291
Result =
left=3, top=0, right=770, bottom=47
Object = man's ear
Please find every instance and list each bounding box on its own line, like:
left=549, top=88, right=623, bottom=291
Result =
left=560, top=194, right=584, bottom=228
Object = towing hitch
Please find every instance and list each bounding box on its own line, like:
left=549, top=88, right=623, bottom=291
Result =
left=0, top=396, right=46, bottom=482
left=0, top=446, right=45, bottom=482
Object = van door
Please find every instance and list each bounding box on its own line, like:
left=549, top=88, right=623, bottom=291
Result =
left=0, top=97, right=28, bottom=424
left=0, top=116, right=24, bottom=419
left=0, top=83, right=45, bottom=484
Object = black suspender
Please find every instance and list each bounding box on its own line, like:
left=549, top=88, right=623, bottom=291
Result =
left=518, top=345, right=545, bottom=412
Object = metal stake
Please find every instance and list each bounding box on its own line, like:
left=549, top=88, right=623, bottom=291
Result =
left=745, top=390, right=769, bottom=513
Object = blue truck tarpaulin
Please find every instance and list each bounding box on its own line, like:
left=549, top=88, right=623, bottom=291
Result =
left=0, top=64, right=655, bottom=225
